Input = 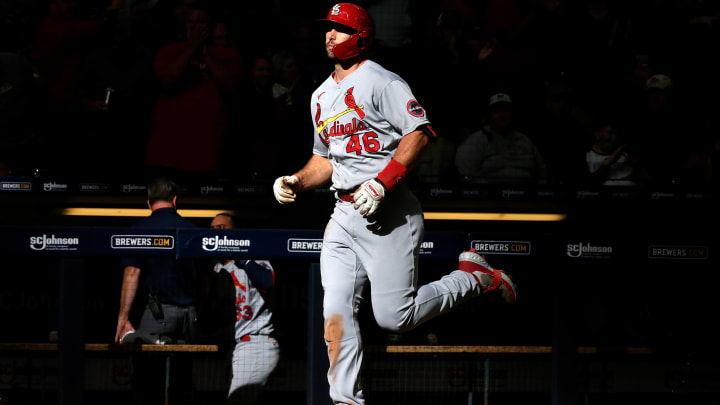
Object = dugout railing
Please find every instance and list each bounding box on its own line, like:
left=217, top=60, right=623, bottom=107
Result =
left=1, top=225, right=717, bottom=404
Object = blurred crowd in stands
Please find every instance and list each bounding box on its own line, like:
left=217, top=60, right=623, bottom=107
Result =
left=0, top=0, right=718, bottom=188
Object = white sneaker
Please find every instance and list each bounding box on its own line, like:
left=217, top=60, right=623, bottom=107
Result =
left=458, top=249, right=517, bottom=303
left=121, top=330, right=168, bottom=344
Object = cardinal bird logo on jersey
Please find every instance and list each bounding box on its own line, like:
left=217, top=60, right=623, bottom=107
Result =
left=315, top=102, right=323, bottom=129
left=344, top=87, right=365, bottom=119
left=316, top=103, right=329, bottom=145
left=315, top=87, right=367, bottom=146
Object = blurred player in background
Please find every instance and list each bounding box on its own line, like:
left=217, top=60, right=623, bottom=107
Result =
left=210, top=213, right=279, bottom=404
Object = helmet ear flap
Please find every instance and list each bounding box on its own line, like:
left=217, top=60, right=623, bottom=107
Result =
left=355, top=30, right=371, bottom=51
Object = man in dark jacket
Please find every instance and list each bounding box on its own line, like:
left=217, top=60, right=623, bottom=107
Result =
left=114, top=177, right=198, bottom=344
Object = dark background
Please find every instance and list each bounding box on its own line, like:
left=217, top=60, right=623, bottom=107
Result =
left=1, top=0, right=718, bottom=403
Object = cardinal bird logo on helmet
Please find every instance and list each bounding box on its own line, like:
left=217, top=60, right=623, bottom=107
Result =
left=344, top=87, right=365, bottom=119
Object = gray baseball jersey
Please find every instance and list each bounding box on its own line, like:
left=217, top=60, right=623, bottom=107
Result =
left=310, top=60, right=485, bottom=404
left=311, top=60, right=430, bottom=190
left=213, top=260, right=275, bottom=339
left=214, top=260, right=279, bottom=395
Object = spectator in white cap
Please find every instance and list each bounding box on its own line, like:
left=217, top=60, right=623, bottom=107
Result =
left=645, top=73, right=673, bottom=112
left=455, top=92, right=548, bottom=184
left=646, top=73, right=672, bottom=90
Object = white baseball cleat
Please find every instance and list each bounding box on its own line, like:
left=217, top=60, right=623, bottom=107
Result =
left=458, top=249, right=517, bottom=303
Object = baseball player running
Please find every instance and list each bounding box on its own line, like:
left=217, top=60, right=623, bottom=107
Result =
left=210, top=213, right=279, bottom=404
left=273, top=4, right=517, bottom=404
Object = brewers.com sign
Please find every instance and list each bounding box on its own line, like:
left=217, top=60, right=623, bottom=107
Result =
left=288, top=239, right=323, bottom=253
left=471, top=240, right=531, bottom=255
left=111, top=235, right=174, bottom=249
left=648, top=245, right=708, bottom=259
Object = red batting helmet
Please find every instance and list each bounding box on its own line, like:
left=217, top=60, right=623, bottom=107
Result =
left=318, top=3, right=375, bottom=60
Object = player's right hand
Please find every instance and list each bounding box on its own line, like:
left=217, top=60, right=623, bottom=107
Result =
left=115, top=319, right=135, bottom=343
left=273, top=175, right=299, bottom=204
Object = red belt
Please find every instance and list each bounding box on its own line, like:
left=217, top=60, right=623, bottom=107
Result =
left=338, top=191, right=354, bottom=202
left=239, top=334, right=273, bottom=342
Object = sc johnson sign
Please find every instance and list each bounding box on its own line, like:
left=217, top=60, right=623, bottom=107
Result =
left=202, top=235, right=251, bottom=252
left=30, top=234, right=80, bottom=251
left=566, top=242, right=612, bottom=259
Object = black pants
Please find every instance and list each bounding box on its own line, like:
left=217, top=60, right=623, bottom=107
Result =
left=131, top=303, right=198, bottom=404
left=138, top=303, right=197, bottom=343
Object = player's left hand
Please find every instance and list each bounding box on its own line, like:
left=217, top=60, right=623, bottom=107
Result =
left=352, top=179, right=386, bottom=216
